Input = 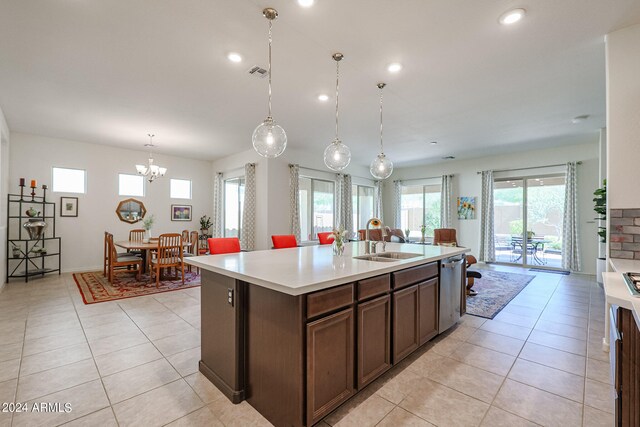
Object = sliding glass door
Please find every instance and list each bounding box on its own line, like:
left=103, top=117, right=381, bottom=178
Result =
left=494, top=175, right=565, bottom=268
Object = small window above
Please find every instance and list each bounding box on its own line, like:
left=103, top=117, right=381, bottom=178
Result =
left=170, top=179, right=192, bottom=199
left=119, top=174, right=144, bottom=197
left=52, top=167, right=86, bottom=194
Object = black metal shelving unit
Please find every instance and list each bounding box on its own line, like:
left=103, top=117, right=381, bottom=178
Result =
left=6, top=193, right=61, bottom=282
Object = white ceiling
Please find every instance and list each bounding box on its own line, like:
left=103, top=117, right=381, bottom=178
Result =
left=1, top=0, right=639, bottom=167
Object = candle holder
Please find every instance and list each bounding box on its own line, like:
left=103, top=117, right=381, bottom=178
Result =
left=18, top=182, right=25, bottom=201
left=41, top=185, right=48, bottom=202
left=30, top=185, right=36, bottom=201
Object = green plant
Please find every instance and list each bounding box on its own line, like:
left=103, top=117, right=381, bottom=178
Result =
left=593, top=179, right=606, bottom=243
left=509, top=219, right=523, bottom=236
left=200, top=215, right=212, bottom=230
left=142, top=215, right=155, bottom=231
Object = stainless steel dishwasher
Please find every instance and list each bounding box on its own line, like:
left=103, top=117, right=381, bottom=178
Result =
left=439, top=255, right=465, bottom=333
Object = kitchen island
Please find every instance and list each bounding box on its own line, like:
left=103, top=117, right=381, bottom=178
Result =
left=185, top=242, right=468, bottom=427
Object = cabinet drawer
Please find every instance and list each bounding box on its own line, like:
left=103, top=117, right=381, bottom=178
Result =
left=307, top=284, right=354, bottom=319
left=392, top=262, right=438, bottom=290
left=357, top=274, right=390, bottom=301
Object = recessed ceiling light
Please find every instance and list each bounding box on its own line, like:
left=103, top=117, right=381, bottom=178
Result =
left=317, top=94, right=329, bottom=102
left=298, top=0, right=314, bottom=7
left=499, top=8, right=526, bottom=25
left=387, top=63, right=403, bottom=73
left=571, top=114, right=590, bottom=124
left=227, top=52, right=242, bottom=63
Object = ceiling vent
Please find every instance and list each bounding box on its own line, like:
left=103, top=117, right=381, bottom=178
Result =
left=442, top=156, right=455, bottom=160
left=248, top=66, right=269, bottom=78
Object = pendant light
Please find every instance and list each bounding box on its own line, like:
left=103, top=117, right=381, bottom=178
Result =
left=136, top=134, right=167, bottom=183
left=324, top=53, right=351, bottom=171
left=370, top=83, right=393, bottom=179
left=252, top=8, right=287, bottom=158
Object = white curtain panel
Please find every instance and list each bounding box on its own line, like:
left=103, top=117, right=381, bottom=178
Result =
left=393, top=180, right=402, bottom=228
left=241, top=163, right=256, bottom=251
left=374, top=180, right=384, bottom=222
left=289, top=164, right=301, bottom=242
left=212, top=172, right=223, bottom=238
left=440, top=175, right=452, bottom=228
left=336, top=174, right=353, bottom=235
left=479, top=170, right=496, bottom=262
left=562, top=162, right=581, bottom=271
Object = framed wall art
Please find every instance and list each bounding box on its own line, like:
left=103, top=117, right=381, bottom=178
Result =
left=171, top=204, right=192, bottom=221
left=60, top=197, right=78, bottom=217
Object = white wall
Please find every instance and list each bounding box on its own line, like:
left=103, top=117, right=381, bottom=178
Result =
left=383, top=141, right=601, bottom=274
left=9, top=133, right=213, bottom=272
left=605, top=23, right=640, bottom=210
left=0, top=106, right=10, bottom=288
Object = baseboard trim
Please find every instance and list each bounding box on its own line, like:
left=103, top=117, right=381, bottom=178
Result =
left=199, top=360, right=245, bottom=404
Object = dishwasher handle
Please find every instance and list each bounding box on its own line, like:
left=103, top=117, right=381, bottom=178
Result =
left=442, top=257, right=465, bottom=269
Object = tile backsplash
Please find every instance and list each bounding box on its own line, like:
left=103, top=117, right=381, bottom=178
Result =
left=610, top=209, right=640, bottom=259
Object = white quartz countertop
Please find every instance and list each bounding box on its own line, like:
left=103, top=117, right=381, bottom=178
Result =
left=603, top=258, right=640, bottom=326
left=184, top=242, right=469, bottom=296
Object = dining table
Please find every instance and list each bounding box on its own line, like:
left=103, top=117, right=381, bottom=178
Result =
left=510, top=236, right=551, bottom=265
left=115, top=240, right=192, bottom=274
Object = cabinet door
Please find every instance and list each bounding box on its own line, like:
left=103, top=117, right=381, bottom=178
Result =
left=357, top=295, right=391, bottom=389
left=419, top=278, right=439, bottom=345
left=392, top=285, right=419, bottom=363
left=306, top=307, right=355, bottom=426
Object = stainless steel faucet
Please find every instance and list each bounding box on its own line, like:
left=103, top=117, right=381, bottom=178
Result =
left=365, top=217, right=386, bottom=254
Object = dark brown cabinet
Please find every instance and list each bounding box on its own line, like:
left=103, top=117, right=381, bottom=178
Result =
left=306, top=307, right=355, bottom=426
left=392, top=284, right=420, bottom=363
left=418, top=278, right=439, bottom=345
left=357, top=294, right=391, bottom=389
left=613, top=307, right=640, bottom=426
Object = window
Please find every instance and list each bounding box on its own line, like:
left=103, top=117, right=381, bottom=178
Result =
left=52, top=167, right=86, bottom=194
left=118, top=174, right=144, bottom=197
left=170, top=179, right=192, bottom=199
left=224, top=177, right=245, bottom=238
left=400, top=183, right=441, bottom=239
left=352, top=184, right=374, bottom=235
left=299, top=177, right=335, bottom=241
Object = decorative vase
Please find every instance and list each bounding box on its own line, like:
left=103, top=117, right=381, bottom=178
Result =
left=12, top=246, right=20, bottom=258
left=23, top=218, right=47, bottom=240
left=420, top=234, right=425, bottom=244
left=143, top=229, right=151, bottom=243
left=332, top=240, right=345, bottom=256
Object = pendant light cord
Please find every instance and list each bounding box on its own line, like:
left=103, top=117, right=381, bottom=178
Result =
left=335, top=59, right=340, bottom=140
left=379, top=90, right=384, bottom=155
left=267, top=19, right=273, bottom=119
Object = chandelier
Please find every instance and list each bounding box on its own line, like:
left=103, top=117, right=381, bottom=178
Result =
left=135, top=134, right=167, bottom=182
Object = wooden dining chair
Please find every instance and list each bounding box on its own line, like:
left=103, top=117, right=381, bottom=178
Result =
left=208, top=237, right=241, bottom=255
left=184, top=231, right=200, bottom=273
left=150, top=233, right=184, bottom=288
left=107, top=233, right=143, bottom=282
left=127, top=228, right=145, bottom=256
left=181, top=230, right=189, bottom=243
left=271, top=234, right=297, bottom=249
left=104, top=231, right=130, bottom=276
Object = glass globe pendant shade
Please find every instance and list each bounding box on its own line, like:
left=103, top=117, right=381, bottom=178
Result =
left=324, top=139, right=351, bottom=171
left=252, top=117, right=287, bottom=158
left=370, top=153, right=393, bottom=179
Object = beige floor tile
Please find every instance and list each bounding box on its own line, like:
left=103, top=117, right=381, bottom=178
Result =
left=140, top=318, right=197, bottom=341
left=429, top=334, right=463, bottom=357
left=458, top=314, right=487, bottom=328
left=479, top=319, right=532, bottom=340
left=22, top=328, right=87, bottom=357
left=493, top=379, right=583, bottom=426
left=373, top=367, right=423, bottom=405
left=208, top=398, right=272, bottom=427
left=586, top=358, right=612, bottom=385
left=377, top=406, right=434, bottom=426
left=127, top=310, right=182, bottom=328
left=425, top=357, right=504, bottom=403
left=466, top=329, right=525, bottom=356
left=406, top=347, right=446, bottom=377
left=449, top=342, right=516, bottom=376
left=58, top=408, right=118, bottom=427
left=153, top=330, right=200, bottom=356
left=0, top=379, right=17, bottom=427
left=519, top=341, right=586, bottom=376
left=501, top=303, right=544, bottom=319
left=582, top=405, right=615, bottom=427
left=0, top=342, right=22, bottom=363
left=89, top=329, right=149, bottom=357
left=480, top=406, right=538, bottom=427
left=24, top=320, right=82, bottom=341
left=540, top=311, right=589, bottom=328
left=167, top=346, right=200, bottom=377
left=584, top=378, right=614, bottom=414
left=16, top=358, right=99, bottom=402
left=446, top=324, right=477, bottom=341
left=587, top=336, right=610, bottom=362
left=332, top=394, right=395, bottom=427
left=78, top=311, right=130, bottom=329
left=113, top=379, right=204, bottom=427
left=528, top=330, right=587, bottom=356
left=19, top=342, right=92, bottom=376
left=94, top=342, right=163, bottom=377
left=184, top=372, right=227, bottom=404
left=543, top=304, right=589, bottom=320
left=399, top=378, right=489, bottom=426
left=82, top=319, right=141, bottom=342
left=12, top=379, right=110, bottom=427
left=534, top=319, right=588, bottom=340
left=166, top=406, right=223, bottom=427
left=508, top=359, right=584, bottom=402
left=102, top=358, right=181, bottom=403
left=493, top=311, right=538, bottom=328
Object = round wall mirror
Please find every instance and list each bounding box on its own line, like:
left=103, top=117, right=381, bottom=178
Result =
left=116, top=198, right=147, bottom=224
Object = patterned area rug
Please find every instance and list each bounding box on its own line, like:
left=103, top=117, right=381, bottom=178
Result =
left=73, top=270, right=201, bottom=304
left=466, top=270, right=535, bottom=319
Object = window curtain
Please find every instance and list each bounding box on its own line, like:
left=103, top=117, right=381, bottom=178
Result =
left=289, top=164, right=301, bottom=243
left=479, top=170, right=495, bottom=262
left=562, top=162, right=581, bottom=271
left=241, top=163, right=256, bottom=251
left=393, top=180, right=402, bottom=228
left=335, top=174, right=353, bottom=235
left=440, top=175, right=452, bottom=228
left=374, top=180, right=384, bottom=222
left=212, top=172, right=223, bottom=238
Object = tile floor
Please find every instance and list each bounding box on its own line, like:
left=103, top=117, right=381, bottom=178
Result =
left=0, top=264, right=613, bottom=426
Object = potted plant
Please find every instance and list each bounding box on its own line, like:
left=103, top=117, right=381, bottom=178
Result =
left=200, top=215, right=212, bottom=236
left=329, top=226, right=346, bottom=256
left=142, top=214, right=155, bottom=242
left=420, top=224, right=426, bottom=243
left=404, top=228, right=410, bottom=240
left=593, top=179, right=606, bottom=284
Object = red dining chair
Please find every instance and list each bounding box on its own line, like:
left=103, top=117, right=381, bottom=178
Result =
left=208, top=237, right=241, bottom=255
left=271, top=234, right=297, bottom=249
left=317, top=232, right=335, bottom=245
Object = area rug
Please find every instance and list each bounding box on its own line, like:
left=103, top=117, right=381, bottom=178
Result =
left=73, top=270, right=201, bottom=304
left=466, top=270, right=535, bottom=319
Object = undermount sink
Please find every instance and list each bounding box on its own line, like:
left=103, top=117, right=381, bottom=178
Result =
left=354, top=251, right=422, bottom=262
